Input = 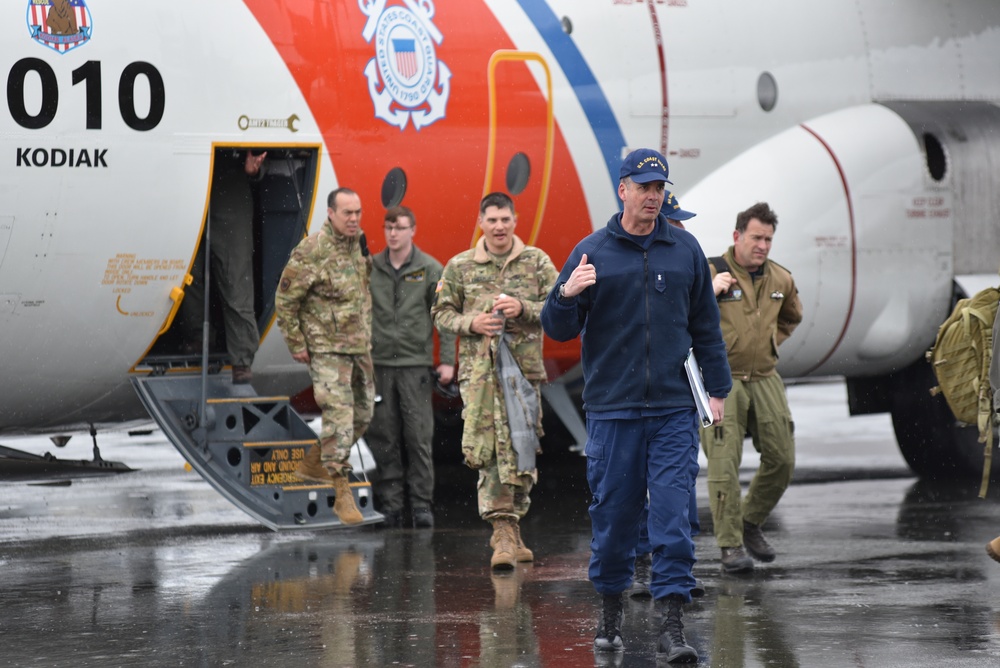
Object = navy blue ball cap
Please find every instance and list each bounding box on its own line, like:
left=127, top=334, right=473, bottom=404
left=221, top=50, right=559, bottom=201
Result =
left=619, top=148, right=672, bottom=184
left=662, top=190, right=696, bottom=221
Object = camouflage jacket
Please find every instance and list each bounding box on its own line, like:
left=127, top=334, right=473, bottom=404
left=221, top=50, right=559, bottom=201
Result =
left=275, top=219, right=372, bottom=356
left=432, top=235, right=557, bottom=384
left=710, top=246, right=803, bottom=381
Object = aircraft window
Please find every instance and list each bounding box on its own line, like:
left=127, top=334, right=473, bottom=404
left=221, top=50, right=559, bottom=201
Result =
left=381, top=167, right=407, bottom=208
left=506, top=152, right=531, bottom=195
left=757, top=72, right=778, bottom=112
left=923, top=133, right=947, bottom=182
left=561, top=16, right=573, bottom=34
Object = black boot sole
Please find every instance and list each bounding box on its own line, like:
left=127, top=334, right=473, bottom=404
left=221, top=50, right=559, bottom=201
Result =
left=656, top=645, right=698, bottom=663
left=744, top=546, right=776, bottom=563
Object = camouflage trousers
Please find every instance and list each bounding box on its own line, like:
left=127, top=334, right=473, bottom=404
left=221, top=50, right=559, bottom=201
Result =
left=699, top=373, right=795, bottom=547
left=459, top=377, right=541, bottom=521
left=309, top=351, right=375, bottom=474
left=478, top=464, right=535, bottom=522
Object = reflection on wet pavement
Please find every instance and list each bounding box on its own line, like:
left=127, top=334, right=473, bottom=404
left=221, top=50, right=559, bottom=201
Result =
left=2, top=455, right=1000, bottom=666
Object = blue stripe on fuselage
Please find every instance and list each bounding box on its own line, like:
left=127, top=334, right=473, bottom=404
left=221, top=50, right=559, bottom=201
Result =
left=516, top=0, right=627, bottom=204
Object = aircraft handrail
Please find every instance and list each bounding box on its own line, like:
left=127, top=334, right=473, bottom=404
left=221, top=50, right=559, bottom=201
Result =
left=475, top=50, right=554, bottom=247
left=157, top=274, right=193, bottom=336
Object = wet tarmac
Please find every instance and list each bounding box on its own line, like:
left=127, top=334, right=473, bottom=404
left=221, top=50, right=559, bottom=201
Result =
left=2, top=381, right=1000, bottom=667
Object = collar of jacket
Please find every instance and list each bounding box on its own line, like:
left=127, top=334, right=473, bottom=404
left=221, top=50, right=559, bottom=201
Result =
left=373, top=245, right=422, bottom=272
left=472, top=234, right=526, bottom=265
left=724, top=245, right=769, bottom=279
left=323, top=219, right=359, bottom=249
left=606, top=212, right=677, bottom=246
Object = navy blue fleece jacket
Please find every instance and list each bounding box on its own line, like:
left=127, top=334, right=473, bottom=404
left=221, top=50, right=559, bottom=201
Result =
left=541, top=213, right=731, bottom=412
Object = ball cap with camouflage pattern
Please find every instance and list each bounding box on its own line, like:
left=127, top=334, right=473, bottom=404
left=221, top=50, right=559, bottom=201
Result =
left=619, top=148, right=673, bottom=184
left=662, top=190, right=696, bottom=221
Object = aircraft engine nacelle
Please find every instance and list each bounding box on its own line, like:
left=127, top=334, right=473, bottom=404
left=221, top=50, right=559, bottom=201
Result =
left=684, top=103, right=973, bottom=379
left=685, top=101, right=1000, bottom=479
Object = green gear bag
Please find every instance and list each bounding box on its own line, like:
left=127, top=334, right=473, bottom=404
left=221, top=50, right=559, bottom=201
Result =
left=926, top=285, right=1000, bottom=496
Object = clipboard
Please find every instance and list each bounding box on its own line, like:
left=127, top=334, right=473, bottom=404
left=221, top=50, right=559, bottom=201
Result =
left=685, top=348, right=714, bottom=427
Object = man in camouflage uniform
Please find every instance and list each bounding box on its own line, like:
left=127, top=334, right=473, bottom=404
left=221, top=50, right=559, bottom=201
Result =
left=702, top=201, right=803, bottom=572
left=274, top=187, right=374, bottom=525
left=432, top=192, right=558, bottom=569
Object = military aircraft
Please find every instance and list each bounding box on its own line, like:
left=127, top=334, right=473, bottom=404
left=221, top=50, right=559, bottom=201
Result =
left=2, top=0, right=998, bottom=527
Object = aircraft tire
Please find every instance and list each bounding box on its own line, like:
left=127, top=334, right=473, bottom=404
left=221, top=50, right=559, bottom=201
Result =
left=888, top=355, right=1000, bottom=481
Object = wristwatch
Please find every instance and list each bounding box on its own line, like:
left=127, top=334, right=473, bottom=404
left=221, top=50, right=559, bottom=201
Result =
left=558, top=283, right=568, bottom=300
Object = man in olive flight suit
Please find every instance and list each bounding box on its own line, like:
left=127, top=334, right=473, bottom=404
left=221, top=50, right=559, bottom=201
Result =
left=368, top=205, right=456, bottom=529
left=702, top=201, right=803, bottom=573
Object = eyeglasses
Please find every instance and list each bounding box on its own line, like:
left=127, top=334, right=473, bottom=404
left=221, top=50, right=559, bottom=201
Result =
left=383, top=225, right=413, bottom=232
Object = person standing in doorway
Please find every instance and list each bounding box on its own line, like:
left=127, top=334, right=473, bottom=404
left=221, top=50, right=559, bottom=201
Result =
left=180, top=148, right=266, bottom=384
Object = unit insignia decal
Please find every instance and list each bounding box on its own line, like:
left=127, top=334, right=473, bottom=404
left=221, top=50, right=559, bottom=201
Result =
left=359, top=0, right=451, bottom=131
left=26, top=0, right=93, bottom=54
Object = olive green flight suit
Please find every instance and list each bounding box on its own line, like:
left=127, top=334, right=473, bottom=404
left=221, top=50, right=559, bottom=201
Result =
left=700, top=247, right=803, bottom=548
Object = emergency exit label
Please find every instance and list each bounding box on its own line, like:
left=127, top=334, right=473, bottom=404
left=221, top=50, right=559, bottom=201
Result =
left=250, top=446, right=307, bottom=486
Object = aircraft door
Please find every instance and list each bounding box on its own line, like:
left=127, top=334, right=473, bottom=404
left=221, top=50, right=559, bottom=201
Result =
left=477, top=51, right=554, bottom=246
left=139, top=145, right=319, bottom=373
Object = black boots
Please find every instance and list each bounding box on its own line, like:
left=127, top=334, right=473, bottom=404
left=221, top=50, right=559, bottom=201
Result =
left=596, top=591, right=700, bottom=662
left=656, top=594, right=698, bottom=663
left=743, top=520, right=776, bottom=562
left=627, top=553, right=652, bottom=599
left=412, top=506, right=434, bottom=528
left=720, top=546, right=754, bottom=573
left=593, top=592, right=624, bottom=652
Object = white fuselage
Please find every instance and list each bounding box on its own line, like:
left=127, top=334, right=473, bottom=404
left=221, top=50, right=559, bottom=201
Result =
left=1, top=0, right=998, bottom=433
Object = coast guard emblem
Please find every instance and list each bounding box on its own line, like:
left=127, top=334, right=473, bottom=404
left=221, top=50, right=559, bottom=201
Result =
left=359, top=0, right=451, bottom=131
left=26, top=0, right=93, bottom=54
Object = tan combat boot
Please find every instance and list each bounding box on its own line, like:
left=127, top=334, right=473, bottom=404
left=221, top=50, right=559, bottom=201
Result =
left=513, top=522, right=534, bottom=562
left=987, top=535, right=1000, bottom=563
left=294, top=444, right=333, bottom=484
left=330, top=470, right=364, bottom=525
left=489, top=518, right=517, bottom=570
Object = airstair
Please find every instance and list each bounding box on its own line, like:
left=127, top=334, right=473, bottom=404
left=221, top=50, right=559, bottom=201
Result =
left=131, top=369, right=382, bottom=530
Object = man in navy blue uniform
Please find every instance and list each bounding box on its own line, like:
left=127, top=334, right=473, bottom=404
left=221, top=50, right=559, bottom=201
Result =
left=541, top=149, right=731, bottom=664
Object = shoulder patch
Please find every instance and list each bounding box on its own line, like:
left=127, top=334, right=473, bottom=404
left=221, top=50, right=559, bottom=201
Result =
left=435, top=279, right=444, bottom=293
left=279, top=277, right=291, bottom=292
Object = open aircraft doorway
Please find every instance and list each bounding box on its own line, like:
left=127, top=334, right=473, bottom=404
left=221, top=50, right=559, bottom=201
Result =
left=128, top=144, right=381, bottom=530
left=140, top=144, right=320, bottom=373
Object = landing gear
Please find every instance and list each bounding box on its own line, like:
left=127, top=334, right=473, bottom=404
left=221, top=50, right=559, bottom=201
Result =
left=0, top=428, right=131, bottom=480
left=90, top=425, right=103, bottom=462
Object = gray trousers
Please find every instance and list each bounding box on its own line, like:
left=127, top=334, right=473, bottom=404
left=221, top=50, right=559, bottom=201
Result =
left=367, top=366, right=436, bottom=513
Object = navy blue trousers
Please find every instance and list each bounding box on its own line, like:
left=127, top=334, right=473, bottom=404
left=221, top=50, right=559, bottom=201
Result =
left=586, top=409, right=699, bottom=602
left=637, top=470, right=700, bottom=554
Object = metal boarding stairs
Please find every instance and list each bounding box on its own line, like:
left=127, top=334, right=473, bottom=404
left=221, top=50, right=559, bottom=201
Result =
left=131, top=371, right=383, bottom=530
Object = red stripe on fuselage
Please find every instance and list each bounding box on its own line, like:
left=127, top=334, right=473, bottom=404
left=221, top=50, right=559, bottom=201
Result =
left=645, top=0, right=669, bottom=156
left=799, top=122, right=858, bottom=375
